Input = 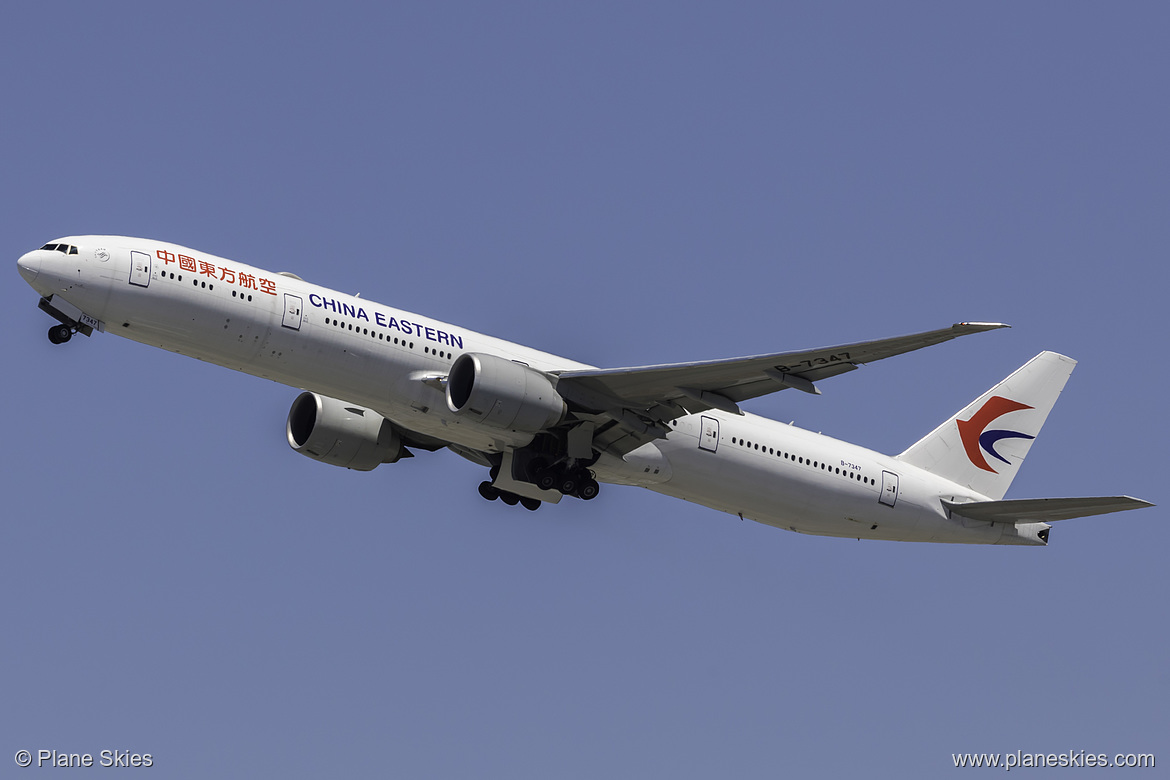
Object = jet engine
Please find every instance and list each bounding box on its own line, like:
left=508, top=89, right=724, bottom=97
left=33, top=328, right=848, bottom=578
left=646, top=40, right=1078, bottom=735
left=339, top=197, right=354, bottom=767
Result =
left=286, top=392, right=407, bottom=470
left=446, top=352, right=566, bottom=434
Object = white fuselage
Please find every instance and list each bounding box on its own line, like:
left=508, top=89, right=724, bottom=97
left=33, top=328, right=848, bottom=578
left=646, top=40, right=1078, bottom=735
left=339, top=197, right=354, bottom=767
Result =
left=18, top=236, right=1034, bottom=545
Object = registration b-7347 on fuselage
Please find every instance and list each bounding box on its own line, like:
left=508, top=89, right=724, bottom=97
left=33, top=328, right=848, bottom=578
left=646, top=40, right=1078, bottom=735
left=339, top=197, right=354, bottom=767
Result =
left=17, top=236, right=1152, bottom=545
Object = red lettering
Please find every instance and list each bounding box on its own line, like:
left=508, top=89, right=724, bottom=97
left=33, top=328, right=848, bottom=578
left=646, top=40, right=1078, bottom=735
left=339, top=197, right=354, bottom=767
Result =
left=178, top=254, right=196, bottom=273
left=219, top=266, right=236, bottom=284
left=197, top=260, right=217, bottom=277
left=259, top=278, right=276, bottom=295
left=157, top=249, right=176, bottom=265
left=238, top=272, right=257, bottom=290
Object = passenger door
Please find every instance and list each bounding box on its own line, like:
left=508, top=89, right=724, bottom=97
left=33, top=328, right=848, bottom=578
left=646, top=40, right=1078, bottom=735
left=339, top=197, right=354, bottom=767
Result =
left=879, top=470, right=899, bottom=507
left=699, top=416, right=720, bottom=452
left=129, top=250, right=151, bottom=288
left=281, top=294, right=303, bottom=330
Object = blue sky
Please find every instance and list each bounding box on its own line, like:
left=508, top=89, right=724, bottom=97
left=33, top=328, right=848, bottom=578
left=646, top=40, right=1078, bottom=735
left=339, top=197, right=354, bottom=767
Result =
left=3, top=2, right=1166, bottom=777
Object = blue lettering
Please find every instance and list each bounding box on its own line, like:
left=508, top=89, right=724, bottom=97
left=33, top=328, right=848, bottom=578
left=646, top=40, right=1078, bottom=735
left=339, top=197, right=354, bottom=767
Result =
left=306, top=297, right=462, bottom=346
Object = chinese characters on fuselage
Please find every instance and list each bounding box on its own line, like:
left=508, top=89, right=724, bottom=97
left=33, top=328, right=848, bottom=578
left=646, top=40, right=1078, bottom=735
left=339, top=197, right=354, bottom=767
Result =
left=156, top=249, right=277, bottom=296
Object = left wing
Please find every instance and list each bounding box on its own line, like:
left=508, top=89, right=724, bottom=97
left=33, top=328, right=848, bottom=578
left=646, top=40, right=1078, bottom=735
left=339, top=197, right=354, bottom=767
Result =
left=554, top=322, right=1008, bottom=456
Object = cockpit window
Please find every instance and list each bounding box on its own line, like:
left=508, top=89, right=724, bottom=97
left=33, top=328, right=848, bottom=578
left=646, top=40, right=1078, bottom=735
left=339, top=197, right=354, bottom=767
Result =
left=39, top=243, right=77, bottom=254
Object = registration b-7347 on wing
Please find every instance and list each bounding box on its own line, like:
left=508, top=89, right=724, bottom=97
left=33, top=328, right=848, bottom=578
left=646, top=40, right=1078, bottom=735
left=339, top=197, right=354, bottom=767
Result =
left=17, top=237, right=1152, bottom=545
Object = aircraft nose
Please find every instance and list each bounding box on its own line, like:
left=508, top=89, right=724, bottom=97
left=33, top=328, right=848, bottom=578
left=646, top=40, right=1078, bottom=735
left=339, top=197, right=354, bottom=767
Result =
left=17, top=250, right=41, bottom=285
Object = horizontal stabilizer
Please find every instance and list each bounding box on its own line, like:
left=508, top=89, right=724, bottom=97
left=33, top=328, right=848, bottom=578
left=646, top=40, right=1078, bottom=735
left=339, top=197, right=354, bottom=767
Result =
left=943, top=496, right=1154, bottom=524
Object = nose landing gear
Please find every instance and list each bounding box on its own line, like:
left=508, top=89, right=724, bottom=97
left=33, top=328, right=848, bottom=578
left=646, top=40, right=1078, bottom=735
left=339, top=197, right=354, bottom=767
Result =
left=48, top=324, right=74, bottom=344
left=37, top=296, right=94, bottom=345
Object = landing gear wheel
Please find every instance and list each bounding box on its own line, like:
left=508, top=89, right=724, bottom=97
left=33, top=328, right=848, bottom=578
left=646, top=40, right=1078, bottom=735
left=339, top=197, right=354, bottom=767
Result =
left=478, top=481, right=500, bottom=501
left=558, top=474, right=578, bottom=496
left=520, top=497, right=541, bottom=511
left=48, top=324, right=72, bottom=344
left=500, top=492, right=519, bottom=506
left=577, top=479, right=600, bottom=501
left=536, top=468, right=559, bottom=492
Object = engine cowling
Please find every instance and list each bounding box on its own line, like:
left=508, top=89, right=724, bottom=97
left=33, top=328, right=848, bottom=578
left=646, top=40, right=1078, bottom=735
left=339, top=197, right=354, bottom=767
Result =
left=446, top=352, right=566, bottom=433
left=286, top=392, right=407, bottom=470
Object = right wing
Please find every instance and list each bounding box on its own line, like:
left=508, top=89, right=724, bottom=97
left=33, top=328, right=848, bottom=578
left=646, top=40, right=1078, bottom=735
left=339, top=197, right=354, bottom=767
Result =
left=553, top=322, right=1008, bottom=456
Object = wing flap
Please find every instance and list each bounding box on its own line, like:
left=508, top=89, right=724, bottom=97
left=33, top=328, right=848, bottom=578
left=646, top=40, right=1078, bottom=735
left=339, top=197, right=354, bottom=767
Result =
left=943, top=496, right=1154, bottom=524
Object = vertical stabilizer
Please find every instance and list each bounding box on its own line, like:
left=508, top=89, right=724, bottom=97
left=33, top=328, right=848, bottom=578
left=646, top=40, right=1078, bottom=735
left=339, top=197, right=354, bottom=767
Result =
left=897, top=352, right=1076, bottom=500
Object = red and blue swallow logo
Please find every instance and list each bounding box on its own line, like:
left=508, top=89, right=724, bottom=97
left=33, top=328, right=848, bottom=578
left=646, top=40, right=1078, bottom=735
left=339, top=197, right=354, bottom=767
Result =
left=957, top=396, right=1035, bottom=473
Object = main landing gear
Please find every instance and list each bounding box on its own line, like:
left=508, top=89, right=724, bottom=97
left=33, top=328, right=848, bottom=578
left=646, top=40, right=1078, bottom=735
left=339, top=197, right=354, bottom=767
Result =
left=475, top=456, right=601, bottom=511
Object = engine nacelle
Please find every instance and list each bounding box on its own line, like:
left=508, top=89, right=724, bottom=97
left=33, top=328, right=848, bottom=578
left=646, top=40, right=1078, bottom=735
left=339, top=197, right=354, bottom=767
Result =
left=446, top=352, right=566, bottom=433
left=286, top=392, right=407, bottom=470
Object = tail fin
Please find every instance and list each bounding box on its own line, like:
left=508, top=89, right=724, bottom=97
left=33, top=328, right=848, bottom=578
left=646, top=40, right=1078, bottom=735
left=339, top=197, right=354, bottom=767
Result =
left=897, top=352, right=1076, bottom=500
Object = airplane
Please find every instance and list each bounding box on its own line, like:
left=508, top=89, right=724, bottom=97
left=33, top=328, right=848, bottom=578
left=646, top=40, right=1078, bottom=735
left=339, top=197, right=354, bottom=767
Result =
left=17, top=236, right=1152, bottom=545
